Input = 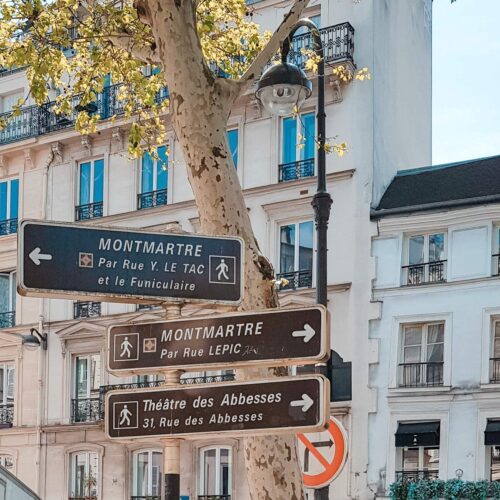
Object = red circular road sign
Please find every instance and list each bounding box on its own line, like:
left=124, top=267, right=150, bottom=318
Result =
left=298, top=416, right=348, bottom=489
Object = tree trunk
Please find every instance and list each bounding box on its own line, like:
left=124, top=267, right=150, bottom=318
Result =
left=144, top=0, right=305, bottom=497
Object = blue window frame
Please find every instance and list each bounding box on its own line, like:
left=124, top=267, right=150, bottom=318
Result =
left=141, top=146, right=168, bottom=194
left=281, top=112, right=315, bottom=164
left=79, top=159, right=104, bottom=205
left=0, top=179, right=18, bottom=223
left=227, top=129, right=238, bottom=168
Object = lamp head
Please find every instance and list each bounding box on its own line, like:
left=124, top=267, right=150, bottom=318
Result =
left=256, top=62, right=312, bottom=116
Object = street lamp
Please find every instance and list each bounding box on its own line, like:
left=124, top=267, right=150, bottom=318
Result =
left=22, top=328, right=47, bottom=350
left=256, top=18, right=332, bottom=307
left=256, top=19, right=332, bottom=500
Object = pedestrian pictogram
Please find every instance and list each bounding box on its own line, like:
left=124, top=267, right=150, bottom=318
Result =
left=113, top=333, right=139, bottom=362
left=298, top=416, right=348, bottom=489
left=209, top=255, right=236, bottom=284
left=113, top=401, right=138, bottom=430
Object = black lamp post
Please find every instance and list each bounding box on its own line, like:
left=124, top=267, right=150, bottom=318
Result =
left=256, top=19, right=332, bottom=500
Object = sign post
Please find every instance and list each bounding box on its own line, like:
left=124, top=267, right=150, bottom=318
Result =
left=105, top=376, right=329, bottom=440
left=18, top=220, right=243, bottom=304
left=106, top=306, right=329, bottom=374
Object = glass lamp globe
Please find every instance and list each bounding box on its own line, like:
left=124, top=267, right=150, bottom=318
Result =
left=22, top=333, right=41, bottom=350
left=256, top=62, right=312, bottom=116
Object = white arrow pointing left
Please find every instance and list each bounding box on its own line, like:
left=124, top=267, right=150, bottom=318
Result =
left=29, top=247, right=53, bottom=266
left=290, top=393, right=314, bottom=413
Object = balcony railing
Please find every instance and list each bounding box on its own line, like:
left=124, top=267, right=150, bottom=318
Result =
left=490, top=358, right=500, bottom=383
left=71, top=397, right=101, bottom=423
left=395, top=470, right=439, bottom=482
left=398, top=362, right=444, bottom=388
left=198, top=497, right=231, bottom=500
left=68, top=497, right=97, bottom=500
left=278, top=158, right=314, bottom=183
left=138, top=188, right=168, bottom=210
left=131, top=497, right=160, bottom=500
left=0, top=311, right=15, bottom=329
left=402, top=261, right=447, bottom=286
left=181, top=373, right=235, bottom=385
left=74, top=301, right=101, bottom=319
left=0, top=404, right=14, bottom=428
left=75, top=201, right=103, bottom=221
left=277, top=270, right=313, bottom=291
left=0, top=218, right=18, bottom=236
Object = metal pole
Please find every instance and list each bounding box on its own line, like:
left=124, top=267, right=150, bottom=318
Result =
left=162, top=303, right=184, bottom=500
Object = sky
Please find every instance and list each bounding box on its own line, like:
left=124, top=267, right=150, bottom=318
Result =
left=432, top=0, right=500, bottom=165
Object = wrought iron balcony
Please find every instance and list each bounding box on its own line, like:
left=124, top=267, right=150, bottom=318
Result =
left=198, top=497, right=231, bottom=500
left=69, top=497, right=97, bottom=500
left=0, top=311, right=15, bottom=329
left=71, top=397, right=101, bottom=423
left=0, top=404, right=14, bottom=428
left=131, top=497, right=160, bottom=500
left=136, top=304, right=158, bottom=311
left=74, top=301, right=101, bottom=319
left=181, top=373, right=235, bottom=385
left=490, top=358, right=500, bottom=383
left=395, top=470, right=439, bottom=482
left=398, top=362, right=444, bottom=388
left=138, top=188, right=168, bottom=210
left=278, top=158, right=314, bottom=183
left=277, top=270, right=313, bottom=291
left=402, top=260, right=447, bottom=286
left=75, top=201, right=103, bottom=221
left=0, top=218, right=18, bottom=236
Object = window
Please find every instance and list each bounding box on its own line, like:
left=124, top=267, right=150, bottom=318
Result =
left=404, top=233, right=446, bottom=285
left=132, top=450, right=162, bottom=498
left=0, top=365, right=13, bottom=428
left=491, top=321, right=500, bottom=383
left=76, top=159, right=104, bottom=220
left=0, top=92, right=23, bottom=114
left=181, top=370, right=234, bottom=385
left=227, top=129, right=238, bottom=168
left=0, top=179, right=19, bottom=236
left=493, top=228, right=500, bottom=276
left=279, top=113, right=315, bottom=182
left=277, top=220, right=314, bottom=290
left=0, top=272, right=15, bottom=328
left=72, top=354, right=101, bottom=423
left=0, top=455, right=13, bottom=471
left=73, top=301, right=101, bottom=319
left=395, top=421, right=440, bottom=482
left=399, top=323, right=444, bottom=388
left=491, top=446, right=500, bottom=481
left=69, top=451, right=98, bottom=500
left=138, top=146, right=168, bottom=209
left=198, top=446, right=232, bottom=498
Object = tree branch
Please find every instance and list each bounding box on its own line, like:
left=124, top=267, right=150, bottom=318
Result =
left=107, top=33, right=161, bottom=65
left=239, top=0, right=309, bottom=88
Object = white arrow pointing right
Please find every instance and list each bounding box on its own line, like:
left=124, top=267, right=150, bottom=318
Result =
left=290, top=393, right=314, bottom=413
left=292, top=323, right=316, bottom=343
left=29, top=247, right=53, bottom=266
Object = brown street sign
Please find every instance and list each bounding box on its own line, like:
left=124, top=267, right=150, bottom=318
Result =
left=18, top=220, right=243, bottom=304
left=107, top=306, right=329, bottom=374
left=105, top=375, right=329, bottom=440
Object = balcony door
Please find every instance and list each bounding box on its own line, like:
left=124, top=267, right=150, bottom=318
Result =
left=77, top=159, right=104, bottom=220
left=140, top=146, right=168, bottom=209
left=73, top=354, right=101, bottom=423
left=0, top=179, right=19, bottom=235
left=198, top=446, right=232, bottom=499
left=69, top=451, right=98, bottom=500
left=0, top=272, right=15, bottom=328
left=132, top=450, right=162, bottom=499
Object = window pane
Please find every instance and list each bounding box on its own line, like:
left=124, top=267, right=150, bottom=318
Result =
left=0, top=368, right=4, bottom=404
left=157, top=146, right=168, bottom=190
left=0, top=183, right=7, bottom=221
left=0, top=274, right=9, bottom=313
left=10, top=273, right=15, bottom=312
left=301, top=113, right=315, bottom=161
left=9, top=180, right=18, bottom=219
left=427, top=324, right=444, bottom=344
left=73, top=453, right=86, bottom=496
left=135, top=451, right=149, bottom=495
left=6, top=365, right=14, bottom=403
left=142, top=152, right=154, bottom=193
left=202, top=449, right=217, bottom=495
left=227, top=129, right=238, bottom=168
left=75, top=357, right=88, bottom=398
left=220, top=448, right=230, bottom=495
left=429, top=233, right=445, bottom=262
left=79, top=162, right=91, bottom=205
left=89, top=354, right=100, bottom=396
left=404, top=326, right=422, bottom=346
left=282, top=117, right=297, bottom=164
left=423, top=448, right=440, bottom=470
left=402, top=448, right=419, bottom=471
left=403, top=346, right=421, bottom=364
left=409, top=236, right=424, bottom=265
left=298, top=221, right=313, bottom=271
left=494, top=322, right=500, bottom=358
left=426, top=343, right=443, bottom=363
left=492, top=446, right=500, bottom=481
left=152, top=452, right=162, bottom=495
left=93, top=159, right=104, bottom=203
left=280, top=225, right=295, bottom=273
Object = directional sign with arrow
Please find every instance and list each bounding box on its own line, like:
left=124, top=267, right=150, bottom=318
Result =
left=106, top=306, right=329, bottom=374
left=105, top=375, right=329, bottom=440
left=18, top=220, right=243, bottom=304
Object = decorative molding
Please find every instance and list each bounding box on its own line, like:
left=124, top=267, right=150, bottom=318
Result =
left=0, top=155, right=6, bottom=177
left=112, top=127, right=125, bottom=148
left=81, top=135, right=93, bottom=154
left=328, top=77, right=343, bottom=104
left=51, top=142, right=65, bottom=164
left=23, top=149, right=34, bottom=170
left=248, top=97, right=262, bottom=119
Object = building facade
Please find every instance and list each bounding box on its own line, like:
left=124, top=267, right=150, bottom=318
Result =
left=370, top=156, right=500, bottom=497
left=0, top=0, right=431, bottom=499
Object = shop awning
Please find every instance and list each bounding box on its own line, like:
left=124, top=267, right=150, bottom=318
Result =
left=485, top=420, right=500, bottom=445
left=395, top=421, right=440, bottom=447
